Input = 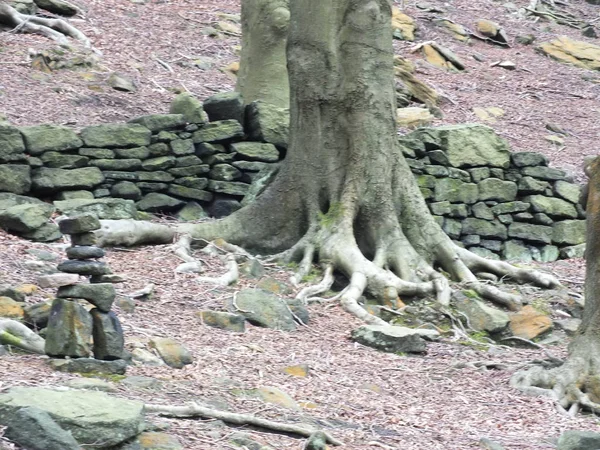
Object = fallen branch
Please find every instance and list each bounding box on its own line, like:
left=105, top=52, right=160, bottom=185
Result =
left=0, top=319, right=45, bottom=354
left=145, top=402, right=343, bottom=446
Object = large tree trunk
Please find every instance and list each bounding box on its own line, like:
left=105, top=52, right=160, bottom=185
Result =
left=179, top=0, right=556, bottom=319
left=511, top=157, right=600, bottom=415
left=236, top=0, right=290, bottom=108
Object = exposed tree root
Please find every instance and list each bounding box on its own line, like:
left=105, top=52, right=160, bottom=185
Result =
left=0, top=319, right=45, bottom=354
left=96, top=220, right=175, bottom=247
left=0, top=3, right=91, bottom=47
left=145, top=402, right=343, bottom=446
left=172, top=234, right=203, bottom=274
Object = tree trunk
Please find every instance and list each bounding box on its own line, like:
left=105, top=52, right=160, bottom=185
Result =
left=179, top=0, right=556, bottom=316
left=236, top=0, right=290, bottom=108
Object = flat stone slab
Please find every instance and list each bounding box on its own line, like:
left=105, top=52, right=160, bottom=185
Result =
left=0, top=387, right=144, bottom=448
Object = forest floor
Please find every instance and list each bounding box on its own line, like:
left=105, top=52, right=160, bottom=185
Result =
left=1, top=0, right=600, bottom=449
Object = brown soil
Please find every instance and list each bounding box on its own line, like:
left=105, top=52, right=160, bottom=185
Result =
left=0, top=1, right=599, bottom=449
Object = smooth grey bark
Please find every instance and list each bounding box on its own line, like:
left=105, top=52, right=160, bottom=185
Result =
left=236, top=0, right=290, bottom=108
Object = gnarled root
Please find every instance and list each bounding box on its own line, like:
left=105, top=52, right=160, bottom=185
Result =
left=0, top=319, right=45, bottom=354
left=146, top=402, right=343, bottom=446
left=511, top=337, right=600, bottom=416
left=0, top=3, right=91, bottom=47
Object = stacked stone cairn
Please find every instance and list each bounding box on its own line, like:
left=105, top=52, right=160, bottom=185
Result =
left=44, top=213, right=124, bottom=360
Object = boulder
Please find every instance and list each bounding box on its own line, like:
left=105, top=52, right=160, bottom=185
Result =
left=128, top=114, right=186, bottom=132
left=149, top=337, right=193, bottom=369
left=453, top=293, right=509, bottom=333
left=0, top=124, right=26, bottom=161
left=203, top=91, right=245, bottom=123
left=169, top=93, right=209, bottom=124
left=245, top=101, right=289, bottom=148
left=0, top=164, right=31, bottom=194
left=23, top=222, right=61, bottom=242
left=351, top=325, right=438, bottom=353
left=19, top=124, right=82, bottom=155
left=557, top=430, right=600, bottom=450
left=538, top=36, right=600, bottom=71
left=192, top=120, right=244, bottom=143
left=0, top=387, right=144, bottom=448
left=509, top=305, right=552, bottom=339
left=408, top=124, right=511, bottom=168
left=91, top=310, right=125, bottom=360
left=0, top=202, right=54, bottom=233
left=54, top=198, right=138, bottom=220
left=136, top=193, right=185, bottom=212
left=229, top=288, right=296, bottom=331
left=45, top=298, right=93, bottom=357
left=80, top=124, right=151, bottom=148
left=0, top=406, right=80, bottom=450
left=32, top=167, right=104, bottom=194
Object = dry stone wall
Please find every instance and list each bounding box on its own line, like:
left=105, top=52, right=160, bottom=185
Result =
left=0, top=91, right=586, bottom=262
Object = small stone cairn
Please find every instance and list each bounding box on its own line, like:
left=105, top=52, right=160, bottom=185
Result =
left=44, top=214, right=124, bottom=360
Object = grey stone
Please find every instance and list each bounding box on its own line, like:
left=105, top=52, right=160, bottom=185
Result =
left=462, top=218, right=507, bottom=239
left=136, top=193, right=184, bottom=212
left=142, top=156, right=176, bottom=171
left=209, top=163, right=242, bottom=181
left=461, top=235, right=481, bottom=246
left=0, top=203, right=54, bottom=233
left=58, top=213, right=101, bottom=234
left=54, top=198, right=138, bottom=220
left=37, top=273, right=79, bottom=289
left=170, top=138, right=195, bottom=156
left=147, top=142, right=170, bottom=157
left=32, top=167, right=104, bottom=194
left=553, top=220, right=586, bottom=246
left=351, top=325, right=438, bottom=353
left=45, top=298, right=93, bottom=357
left=469, top=167, right=490, bottom=182
left=174, top=177, right=208, bottom=190
left=203, top=152, right=235, bottom=165
left=508, top=222, right=553, bottom=244
left=0, top=124, right=26, bottom=161
left=0, top=164, right=31, bottom=194
left=70, top=232, right=97, bottom=246
left=114, top=146, right=150, bottom=160
left=167, top=185, right=213, bottom=202
left=448, top=167, right=471, bottom=182
left=79, top=148, right=115, bottom=159
left=442, top=218, right=462, bottom=239
left=497, top=214, right=513, bottom=225
left=169, top=93, right=209, bottom=124
left=155, top=130, right=179, bottom=142
left=168, top=165, right=210, bottom=177
left=230, top=142, right=280, bottom=162
left=490, top=168, right=505, bottom=179
left=554, top=181, right=581, bottom=204
left=557, top=430, right=600, bottom=450
left=66, top=246, right=105, bottom=259
left=20, top=124, right=82, bottom=155
left=490, top=201, right=530, bottom=215
left=424, top=165, right=450, bottom=177
left=434, top=178, right=479, bottom=204
left=448, top=204, right=469, bottom=218
left=240, top=164, right=279, bottom=207
left=195, top=142, right=226, bottom=157
left=198, top=310, right=246, bottom=332
left=526, top=195, right=578, bottom=218
left=472, top=202, right=494, bottom=220
left=0, top=387, right=143, bottom=448
left=136, top=182, right=168, bottom=192
left=533, top=213, right=554, bottom=225
left=468, top=247, right=500, bottom=259
left=208, top=180, right=249, bottom=196
left=192, top=120, right=244, bottom=143
left=0, top=406, right=80, bottom=450
left=175, top=155, right=203, bottom=167
left=427, top=149, right=449, bottom=166
left=228, top=288, right=296, bottom=331
left=23, top=300, right=52, bottom=328
left=41, top=152, right=89, bottom=169
left=518, top=176, right=548, bottom=194
left=57, top=260, right=110, bottom=276
left=176, top=201, right=207, bottom=221
left=560, top=243, right=586, bottom=259
left=23, top=223, right=62, bottom=242
left=80, top=124, right=151, bottom=148
left=206, top=196, right=241, bottom=217
left=511, top=152, right=548, bottom=167
left=55, top=190, right=95, bottom=200
left=137, top=171, right=175, bottom=182
left=103, top=171, right=138, bottom=181
left=128, top=114, right=186, bottom=132
left=480, top=239, right=502, bottom=252
left=57, top=283, right=116, bottom=312
left=65, top=378, right=117, bottom=392
left=478, top=178, right=517, bottom=202
left=203, top=91, right=244, bottom=123
left=105, top=72, right=135, bottom=91
left=91, top=309, right=124, bottom=360
left=111, top=181, right=142, bottom=200
left=287, top=298, right=310, bottom=325
left=429, top=201, right=451, bottom=215
left=502, top=240, right=533, bottom=262
left=521, top=166, right=568, bottom=181
left=89, top=158, right=142, bottom=171
left=454, top=292, right=509, bottom=333
left=245, top=101, right=289, bottom=148
left=539, top=245, right=560, bottom=262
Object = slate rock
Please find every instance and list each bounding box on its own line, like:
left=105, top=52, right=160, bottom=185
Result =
left=90, top=158, right=142, bottom=171
left=0, top=406, right=80, bottom=450
left=520, top=166, right=567, bottom=181
left=454, top=292, right=509, bottom=333
left=197, top=310, right=246, bottom=332
left=111, top=181, right=142, bottom=200
left=351, top=325, right=438, bottom=353
left=91, top=309, right=125, bottom=360
left=230, top=142, right=280, bottom=162
left=206, top=196, right=242, bottom=218
left=54, top=198, right=138, bottom=220
left=203, top=91, right=245, bottom=123
left=553, top=220, right=586, bottom=246
left=149, top=337, right=193, bottom=369
left=45, top=298, right=93, bottom=357
left=136, top=193, right=185, bottom=212
left=502, top=240, right=533, bottom=262
left=170, top=138, right=195, bottom=156
left=23, top=300, right=52, bottom=328
left=478, top=178, right=517, bottom=202
left=192, top=120, right=244, bottom=143
left=57, top=283, right=116, bottom=312
left=57, top=260, right=110, bottom=276
left=80, top=123, right=151, bottom=148
left=0, top=164, right=31, bottom=194
left=554, top=180, right=581, bottom=204
left=245, top=101, right=289, bottom=148
left=0, top=203, right=54, bottom=233
left=58, top=213, right=101, bottom=234
left=66, top=246, right=105, bottom=260
left=128, top=114, right=186, bottom=132
left=20, top=124, right=82, bottom=155
left=508, top=222, right=553, bottom=244
left=511, top=152, right=548, bottom=167
left=49, top=357, right=128, bottom=374
left=32, top=167, right=104, bottom=194
left=167, top=165, right=210, bottom=177
left=37, top=273, right=80, bottom=288
left=167, top=185, right=213, bottom=202
left=557, top=430, right=600, bottom=450
left=207, top=180, right=249, bottom=196
left=209, top=163, right=242, bottom=181
left=0, top=387, right=143, bottom=448
left=0, top=124, right=26, bottom=161
left=526, top=195, right=577, bottom=218
left=41, top=152, right=89, bottom=169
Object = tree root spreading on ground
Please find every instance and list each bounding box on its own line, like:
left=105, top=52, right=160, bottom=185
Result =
left=145, top=402, right=343, bottom=446
left=0, top=3, right=91, bottom=47
left=0, top=319, right=45, bottom=354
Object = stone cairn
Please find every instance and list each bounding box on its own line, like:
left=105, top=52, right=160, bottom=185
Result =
left=44, top=213, right=124, bottom=360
